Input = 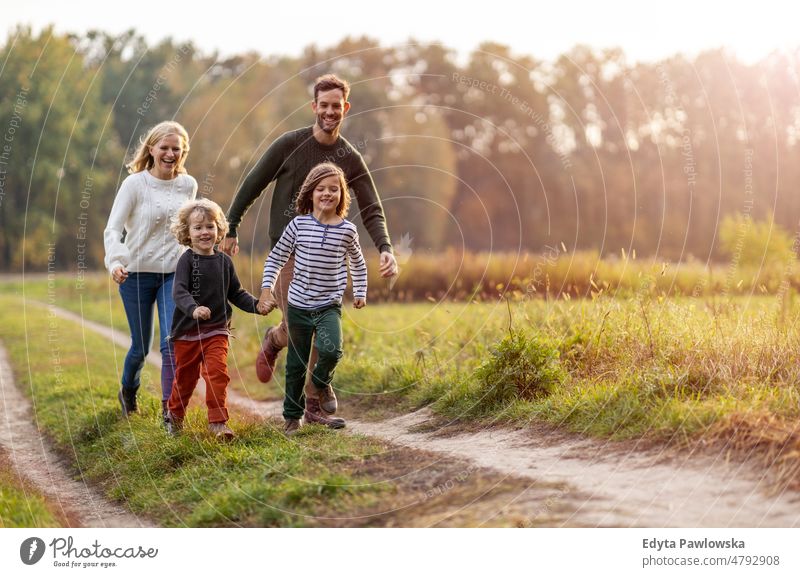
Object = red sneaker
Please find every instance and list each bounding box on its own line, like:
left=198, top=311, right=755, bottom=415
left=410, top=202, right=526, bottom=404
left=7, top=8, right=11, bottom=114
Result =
left=256, top=329, right=280, bottom=383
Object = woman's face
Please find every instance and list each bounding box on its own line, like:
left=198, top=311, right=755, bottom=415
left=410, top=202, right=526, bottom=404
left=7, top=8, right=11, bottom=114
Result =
left=148, top=133, right=184, bottom=179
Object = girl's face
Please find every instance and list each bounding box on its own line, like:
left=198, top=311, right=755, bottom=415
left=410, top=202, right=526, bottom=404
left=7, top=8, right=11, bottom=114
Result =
left=149, top=133, right=184, bottom=179
left=188, top=210, right=218, bottom=255
left=312, top=175, right=342, bottom=217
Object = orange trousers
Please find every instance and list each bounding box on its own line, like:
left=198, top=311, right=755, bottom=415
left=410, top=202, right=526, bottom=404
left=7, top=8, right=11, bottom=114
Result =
left=168, top=334, right=230, bottom=423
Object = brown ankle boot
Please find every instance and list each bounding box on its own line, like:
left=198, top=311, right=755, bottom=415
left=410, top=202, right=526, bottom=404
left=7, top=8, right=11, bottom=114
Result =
left=256, top=329, right=280, bottom=383
left=304, top=397, right=345, bottom=429
left=316, top=384, right=338, bottom=414
left=284, top=418, right=302, bottom=437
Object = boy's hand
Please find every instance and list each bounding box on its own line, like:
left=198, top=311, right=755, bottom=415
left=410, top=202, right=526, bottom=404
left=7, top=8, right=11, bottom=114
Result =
left=353, top=297, right=366, bottom=309
left=193, top=306, right=211, bottom=320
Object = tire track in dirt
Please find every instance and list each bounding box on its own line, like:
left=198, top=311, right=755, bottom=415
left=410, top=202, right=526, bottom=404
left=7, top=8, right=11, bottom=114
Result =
left=0, top=342, right=152, bottom=528
left=49, top=304, right=800, bottom=527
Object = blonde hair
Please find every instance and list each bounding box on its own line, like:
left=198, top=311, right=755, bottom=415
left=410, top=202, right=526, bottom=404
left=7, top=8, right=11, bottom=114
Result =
left=294, top=162, right=351, bottom=217
left=171, top=198, right=229, bottom=247
left=126, top=120, right=191, bottom=174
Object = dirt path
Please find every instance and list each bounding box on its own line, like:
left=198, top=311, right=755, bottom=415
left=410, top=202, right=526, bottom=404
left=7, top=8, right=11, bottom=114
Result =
left=349, top=411, right=800, bottom=527
left=0, top=342, right=152, bottom=528
left=49, top=305, right=800, bottom=527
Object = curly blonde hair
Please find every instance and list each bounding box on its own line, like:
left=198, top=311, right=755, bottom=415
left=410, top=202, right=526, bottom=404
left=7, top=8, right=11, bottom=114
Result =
left=126, top=120, right=191, bottom=174
left=294, top=162, right=351, bottom=217
left=171, top=198, right=229, bottom=247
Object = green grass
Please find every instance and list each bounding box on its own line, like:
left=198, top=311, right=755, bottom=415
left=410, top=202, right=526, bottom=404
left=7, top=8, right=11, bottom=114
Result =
left=0, top=457, right=67, bottom=527
left=6, top=274, right=800, bottom=487
left=0, top=294, right=390, bottom=527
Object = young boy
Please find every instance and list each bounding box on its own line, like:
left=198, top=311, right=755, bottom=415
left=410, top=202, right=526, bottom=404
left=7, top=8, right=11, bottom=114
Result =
left=166, top=199, right=270, bottom=439
left=259, top=163, right=367, bottom=436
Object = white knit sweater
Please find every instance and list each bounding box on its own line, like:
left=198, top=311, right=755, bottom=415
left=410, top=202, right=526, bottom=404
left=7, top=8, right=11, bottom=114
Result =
left=104, top=170, right=198, bottom=274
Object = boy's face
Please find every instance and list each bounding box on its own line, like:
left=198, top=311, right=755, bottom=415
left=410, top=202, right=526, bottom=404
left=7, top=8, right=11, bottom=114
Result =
left=189, top=210, right=218, bottom=255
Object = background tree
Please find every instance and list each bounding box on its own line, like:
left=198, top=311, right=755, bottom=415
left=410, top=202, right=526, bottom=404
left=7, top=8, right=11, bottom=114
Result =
left=0, top=26, right=122, bottom=269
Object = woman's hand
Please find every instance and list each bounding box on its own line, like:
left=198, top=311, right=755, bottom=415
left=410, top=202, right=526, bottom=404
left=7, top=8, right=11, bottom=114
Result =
left=192, top=306, right=211, bottom=320
left=112, top=266, right=129, bottom=285
left=353, top=297, right=366, bottom=309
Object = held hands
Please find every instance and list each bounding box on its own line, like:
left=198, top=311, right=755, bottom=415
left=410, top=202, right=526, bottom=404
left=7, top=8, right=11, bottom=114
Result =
left=353, top=297, right=366, bottom=309
left=192, top=306, right=211, bottom=320
left=258, top=288, right=277, bottom=315
left=111, top=266, right=129, bottom=285
left=256, top=300, right=275, bottom=315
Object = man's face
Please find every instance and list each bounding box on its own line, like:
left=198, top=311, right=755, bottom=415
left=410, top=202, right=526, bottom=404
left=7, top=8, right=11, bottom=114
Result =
left=312, top=88, right=350, bottom=134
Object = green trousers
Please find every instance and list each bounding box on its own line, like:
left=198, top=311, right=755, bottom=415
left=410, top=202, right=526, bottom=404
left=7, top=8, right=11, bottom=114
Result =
left=284, top=304, right=343, bottom=419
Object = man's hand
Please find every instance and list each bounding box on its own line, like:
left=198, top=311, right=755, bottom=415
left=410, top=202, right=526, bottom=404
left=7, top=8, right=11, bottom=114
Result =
left=353, top=297, right=366, bottom=309
left=220, top=236, right=239, bottom=256
left=379, top=251, right=397, bottom=278
left=192, top=306, right=211, bottom=320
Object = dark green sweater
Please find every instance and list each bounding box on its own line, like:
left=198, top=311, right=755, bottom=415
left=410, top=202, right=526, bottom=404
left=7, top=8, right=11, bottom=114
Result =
left=227, top=126, right=392, bottom=253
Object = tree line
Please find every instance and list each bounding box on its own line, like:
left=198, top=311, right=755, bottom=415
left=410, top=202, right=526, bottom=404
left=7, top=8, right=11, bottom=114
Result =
left=2, top=26, right=799, bottom=271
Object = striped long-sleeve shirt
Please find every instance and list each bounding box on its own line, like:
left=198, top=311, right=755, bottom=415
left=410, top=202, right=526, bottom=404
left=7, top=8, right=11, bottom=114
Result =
left=262, top=214, right=367, bottom=309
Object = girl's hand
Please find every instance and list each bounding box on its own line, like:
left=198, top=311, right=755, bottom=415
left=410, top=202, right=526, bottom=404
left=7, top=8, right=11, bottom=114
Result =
left=353, top=297, right=366, bottom=309
left=112, top=266, right=129, bottom=285
left=193, top=306, right=211, bottom=320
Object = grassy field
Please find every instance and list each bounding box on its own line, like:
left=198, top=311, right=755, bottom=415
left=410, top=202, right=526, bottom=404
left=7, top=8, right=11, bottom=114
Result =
left=0, top=294, right=394, bottom=526
left=3, top=273, right=800, bottom=490
left=217, top=248, right=800, bottom=302
left=0, top=291, right=563, bottom=527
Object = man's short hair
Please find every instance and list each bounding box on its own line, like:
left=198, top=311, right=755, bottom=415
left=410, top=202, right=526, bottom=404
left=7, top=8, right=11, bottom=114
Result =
left=314, top=74, right=350, bottom=102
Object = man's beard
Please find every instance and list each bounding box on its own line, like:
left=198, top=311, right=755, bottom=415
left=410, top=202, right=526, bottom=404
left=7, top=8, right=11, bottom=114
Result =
left=317, top=113, right=341, bottom=134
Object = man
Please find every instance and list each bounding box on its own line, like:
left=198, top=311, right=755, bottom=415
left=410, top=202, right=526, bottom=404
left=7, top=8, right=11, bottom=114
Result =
left=223, top=74, right=397, bottom=428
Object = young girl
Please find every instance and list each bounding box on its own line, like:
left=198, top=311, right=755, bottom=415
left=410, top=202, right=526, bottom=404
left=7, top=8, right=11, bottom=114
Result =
left=259, top=163, right=367, bottom=436
left=166, top=198, right=270, bottom=439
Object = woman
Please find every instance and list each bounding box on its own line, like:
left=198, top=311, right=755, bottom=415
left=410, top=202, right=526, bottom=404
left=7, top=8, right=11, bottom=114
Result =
left=104, top=120, right=198, bottom=422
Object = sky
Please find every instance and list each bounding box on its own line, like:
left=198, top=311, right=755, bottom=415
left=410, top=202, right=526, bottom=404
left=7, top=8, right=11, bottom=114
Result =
left=4, top=0, right=800, bottom=64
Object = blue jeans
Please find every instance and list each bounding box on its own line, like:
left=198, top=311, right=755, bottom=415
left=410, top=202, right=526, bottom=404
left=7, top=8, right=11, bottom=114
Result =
left=118, top=272, right=176, bottom=401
